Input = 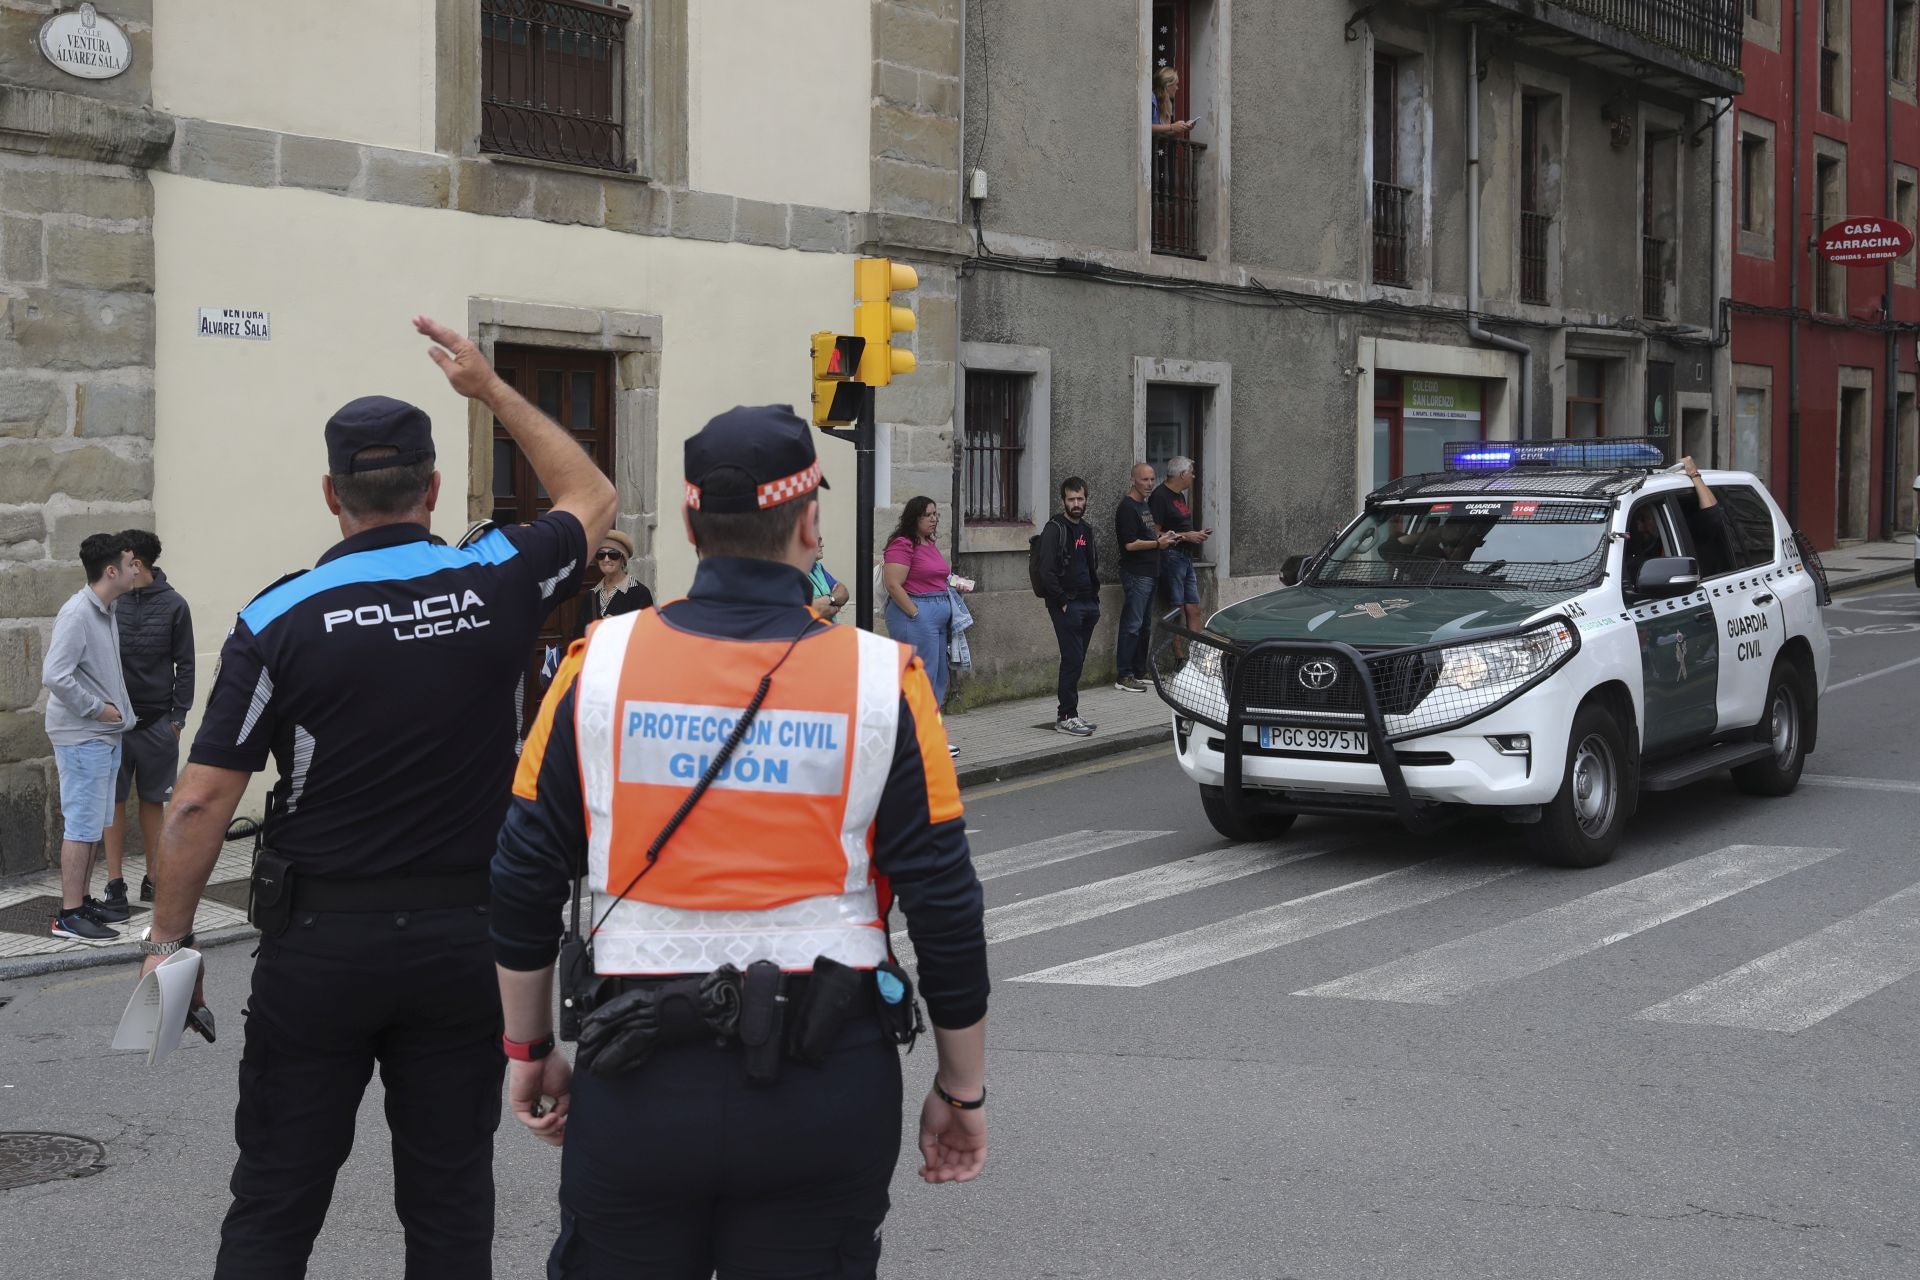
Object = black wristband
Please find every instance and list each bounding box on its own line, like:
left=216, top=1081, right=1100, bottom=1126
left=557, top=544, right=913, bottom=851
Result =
left=934, top=1078, right=985, bottom=1110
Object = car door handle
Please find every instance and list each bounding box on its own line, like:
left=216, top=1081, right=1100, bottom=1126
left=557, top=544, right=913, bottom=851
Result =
left=1751, top=593, right=1775, bottom=606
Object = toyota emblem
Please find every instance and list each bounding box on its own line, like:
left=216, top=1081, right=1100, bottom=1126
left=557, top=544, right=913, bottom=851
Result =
left=1298, top=659, right=1339, bottom=691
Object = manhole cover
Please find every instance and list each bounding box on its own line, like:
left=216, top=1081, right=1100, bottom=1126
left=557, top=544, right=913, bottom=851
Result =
left=0, top=1132, right=106, bottom=1190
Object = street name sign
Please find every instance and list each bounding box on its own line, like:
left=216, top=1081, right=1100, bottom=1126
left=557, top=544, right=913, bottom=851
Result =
left=197, top=308, right=271, bottom=341
left=37, top=4, right=131, bottom=81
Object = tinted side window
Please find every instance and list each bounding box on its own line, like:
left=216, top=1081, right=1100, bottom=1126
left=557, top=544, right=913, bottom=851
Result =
left=1715, top=486, right=1779, bottom=569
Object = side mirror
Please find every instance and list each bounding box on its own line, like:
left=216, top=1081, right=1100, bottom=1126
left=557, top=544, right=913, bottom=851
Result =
left=1634, top=555, right=1701, bottom=598
left=1280, top=554, right=1308, bottom=587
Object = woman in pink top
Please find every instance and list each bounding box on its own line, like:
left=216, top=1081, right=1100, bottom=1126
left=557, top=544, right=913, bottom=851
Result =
left=881, top=495, right=958, bottom=709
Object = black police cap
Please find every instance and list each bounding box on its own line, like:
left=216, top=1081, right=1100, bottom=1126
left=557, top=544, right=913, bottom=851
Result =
left=683, top=405, right=829, bottom=515
left=325, top=396, right=436, bottom=475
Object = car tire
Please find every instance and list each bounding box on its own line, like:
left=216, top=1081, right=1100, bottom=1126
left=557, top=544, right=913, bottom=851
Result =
left=1199, top=785, right=1299, bottom=843
left=1526, top=702, right=1631, bottom=869
left=1732, top=662, right=1811, bottom=797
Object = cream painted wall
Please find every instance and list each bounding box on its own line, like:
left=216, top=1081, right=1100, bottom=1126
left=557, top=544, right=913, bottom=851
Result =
left=153, top=0, right=437, bottom=152
left=152, top=176, right=863, bottom=743
left=687, top=0, right=871, bottom=210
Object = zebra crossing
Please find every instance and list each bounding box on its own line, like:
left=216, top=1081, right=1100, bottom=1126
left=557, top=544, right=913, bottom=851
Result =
left=909, top=827, right=1920, bottom=1034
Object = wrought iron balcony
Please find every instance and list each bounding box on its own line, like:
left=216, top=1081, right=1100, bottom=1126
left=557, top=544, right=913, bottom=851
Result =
left=1152, top=138, right=1206, bottom=258
left=1520, top=210, right=1551, bottom=303
left=1373, top=182, right=1414, bottom=286
left=1642, top=235, right=1669, bottom=319
left=1413, top=1, right=1744, bottom=99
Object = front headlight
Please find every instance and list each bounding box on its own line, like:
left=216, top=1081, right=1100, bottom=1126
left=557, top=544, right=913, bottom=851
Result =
left=1190, top=644, right=1224, bottom=679
left=1435, top=621, right=1576, bottom=695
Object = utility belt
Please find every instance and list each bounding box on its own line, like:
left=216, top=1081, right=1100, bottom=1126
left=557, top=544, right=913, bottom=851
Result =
left=571, top=955, right=924, bottom=1085
left=248, top=849, right=489, bottom=935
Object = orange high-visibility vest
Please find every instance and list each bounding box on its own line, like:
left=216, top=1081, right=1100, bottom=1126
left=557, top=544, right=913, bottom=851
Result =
left=573, top=609, right=908, bottom=975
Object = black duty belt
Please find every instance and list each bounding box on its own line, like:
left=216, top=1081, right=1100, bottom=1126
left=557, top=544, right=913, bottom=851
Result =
left=288, top=869, right=490, bottom=913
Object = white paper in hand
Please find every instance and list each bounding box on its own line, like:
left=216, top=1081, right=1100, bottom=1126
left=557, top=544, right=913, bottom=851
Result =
left=112, top=949, right=203, bottom=1067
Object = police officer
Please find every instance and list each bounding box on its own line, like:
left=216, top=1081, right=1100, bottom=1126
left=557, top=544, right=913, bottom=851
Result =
left=140, top=315, right=616, bottom=1278
left=492, top=405, right=990, bottom=1276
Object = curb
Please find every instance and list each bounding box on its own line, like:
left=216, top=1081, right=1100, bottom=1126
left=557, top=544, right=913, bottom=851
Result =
left=0, top=923, right=258, bottom=983
left=1828, top=562, right=1913, bottom=594
left=956, top=722, right=1172, bottom=789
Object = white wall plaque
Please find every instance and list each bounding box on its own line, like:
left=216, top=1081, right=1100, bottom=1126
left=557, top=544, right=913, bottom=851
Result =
left=197, top=308, right=271, bottom=341
left=38, top=5, right=132, bottom=81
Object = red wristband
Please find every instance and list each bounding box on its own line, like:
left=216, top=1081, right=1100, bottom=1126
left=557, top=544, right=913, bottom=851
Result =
left=502, top=1032, right=555, bottom=1062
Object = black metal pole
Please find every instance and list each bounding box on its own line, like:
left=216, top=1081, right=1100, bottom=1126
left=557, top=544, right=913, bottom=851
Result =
left=855, top=382, right=877, bottom=631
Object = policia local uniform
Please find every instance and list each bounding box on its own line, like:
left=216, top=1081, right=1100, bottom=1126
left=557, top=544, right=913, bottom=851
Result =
left=189, top=397, right=586, bottom=1277
left=493, top=406, right=988, bottom=1277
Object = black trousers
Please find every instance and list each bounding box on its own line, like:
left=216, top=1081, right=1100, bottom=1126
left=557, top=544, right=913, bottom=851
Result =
left=216, top=907, right=504, bottom=1279
left=1050, top=597, right=1101, bottom=721
left=549, top=1023, right=903, bottom=1279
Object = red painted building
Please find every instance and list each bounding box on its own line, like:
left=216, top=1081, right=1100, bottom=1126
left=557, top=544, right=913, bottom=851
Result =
left=1731, top=0, right=1920, bottom=545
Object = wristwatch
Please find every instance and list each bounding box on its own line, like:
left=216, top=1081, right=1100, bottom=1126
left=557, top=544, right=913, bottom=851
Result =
left=503, top=1032, right=556, bottom=1062
left=138, top=928, right=195, bottom=957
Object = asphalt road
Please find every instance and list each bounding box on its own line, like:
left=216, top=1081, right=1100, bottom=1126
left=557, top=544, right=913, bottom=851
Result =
left=4, top=582, right=1918, bottom=1279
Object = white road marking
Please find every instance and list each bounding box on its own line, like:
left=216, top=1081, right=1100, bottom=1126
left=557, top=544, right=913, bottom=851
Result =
left=1828, top=654, right=1920, bottom=692
left=1298, top=845, right=1843, bottom=1005
left=1010, top=858, right=1524, bottom=988
left=1802, top=774, right=1920, bottom=795
left=970, top=830, right=1175, bottom=882
left=894, top=842, right=1326, bottom=969
left=1636, top=881, right=1920, bottom=1033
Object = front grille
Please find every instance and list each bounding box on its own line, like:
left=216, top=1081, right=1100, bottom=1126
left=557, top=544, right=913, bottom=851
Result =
left=1222, top=648, right=1439, bottom=719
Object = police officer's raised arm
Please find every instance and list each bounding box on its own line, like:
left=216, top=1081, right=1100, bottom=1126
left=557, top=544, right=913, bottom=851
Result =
left=413, top=315, right=618, bottom=551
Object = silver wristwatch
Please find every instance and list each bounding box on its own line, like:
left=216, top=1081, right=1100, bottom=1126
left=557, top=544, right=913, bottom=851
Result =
left=138, top=927, right=195, bottom=957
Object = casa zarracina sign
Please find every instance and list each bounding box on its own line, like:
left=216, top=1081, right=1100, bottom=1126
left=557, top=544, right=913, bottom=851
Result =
left=37, top=5, right=132, bottom=81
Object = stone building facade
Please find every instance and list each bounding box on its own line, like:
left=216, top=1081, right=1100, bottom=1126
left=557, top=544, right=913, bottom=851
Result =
left=944, top=0, right=1744, bottom=704
left=0, top=0, right=969, bottom=874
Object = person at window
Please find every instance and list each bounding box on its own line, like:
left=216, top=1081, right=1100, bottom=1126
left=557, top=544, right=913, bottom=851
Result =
left=808, top=535, right=851, bottom=621
left=573, top=529, right=652, bottom=641
left=1624, top=505, right=1668, bottom=586
left=883, top=497, right=970, bottom=755
left=1150, top=67, right=1193, bottom=138
left=1675, top=456, right=1735, bottom=576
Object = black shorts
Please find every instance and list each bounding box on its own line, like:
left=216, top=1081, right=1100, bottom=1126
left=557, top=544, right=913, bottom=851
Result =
left=115, top=717, right=180, bottom=804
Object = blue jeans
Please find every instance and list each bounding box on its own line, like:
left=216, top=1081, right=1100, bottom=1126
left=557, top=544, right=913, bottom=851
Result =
left=54, top=737, right=122, bottom=842
left=1160, top=553, right=1200, bottom=606
left=1050, top=598, right=1101, bottom=720
left=1116, top=572, right=1158, bottom=680
left=886, top=592, right=952, bottom=703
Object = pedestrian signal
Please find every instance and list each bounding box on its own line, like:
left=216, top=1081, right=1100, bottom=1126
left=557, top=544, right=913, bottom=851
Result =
left=853, top=258, right=918, bottom=387
left=810, top=332, right=865, bottom=428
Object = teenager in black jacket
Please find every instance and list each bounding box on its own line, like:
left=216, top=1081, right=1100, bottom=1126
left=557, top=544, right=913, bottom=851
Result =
left=1037, top=477, right=1102, bottom=736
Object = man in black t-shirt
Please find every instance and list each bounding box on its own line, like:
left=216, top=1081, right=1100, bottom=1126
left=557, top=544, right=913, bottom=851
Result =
left=139, top=317, right=616, bottom=1278
left=1149, top=456, right=1211, bottom=657
left=1114, top=462, right=1175, bottom=692
left=1037, top=476, right=1102, bottom=735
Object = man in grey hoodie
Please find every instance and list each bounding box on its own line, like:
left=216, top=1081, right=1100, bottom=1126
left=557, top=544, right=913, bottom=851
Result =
left=42, top=531, right=145, bottom=940
left=100, top=528, right=194, bottom=914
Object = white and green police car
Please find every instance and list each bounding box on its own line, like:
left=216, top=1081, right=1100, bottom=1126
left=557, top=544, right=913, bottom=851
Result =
left=1155, top=439, right=1832, bottom=868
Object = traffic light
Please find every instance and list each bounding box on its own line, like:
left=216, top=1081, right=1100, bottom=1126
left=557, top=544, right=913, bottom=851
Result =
left=810, top=332, right=865, bottom=427
left=853, top=257, right=918, bottom=387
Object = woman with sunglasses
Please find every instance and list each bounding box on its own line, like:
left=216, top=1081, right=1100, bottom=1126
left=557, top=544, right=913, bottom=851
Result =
left=574, top=529, right=653, bottom=639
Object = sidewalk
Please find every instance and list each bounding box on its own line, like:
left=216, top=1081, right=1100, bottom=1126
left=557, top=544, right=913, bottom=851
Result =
left=1817, top=536, right=1914, bottom=593
left=948, top=679, right=1173, bottom=788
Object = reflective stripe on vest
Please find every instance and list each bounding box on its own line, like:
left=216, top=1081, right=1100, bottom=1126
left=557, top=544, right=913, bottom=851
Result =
left=575, top=608, right=906, bottom=975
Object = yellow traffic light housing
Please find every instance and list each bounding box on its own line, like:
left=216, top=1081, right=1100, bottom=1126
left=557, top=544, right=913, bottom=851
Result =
left=810, top=332, right=865, bottom=427
left=853, top=257, right=918, bottom=387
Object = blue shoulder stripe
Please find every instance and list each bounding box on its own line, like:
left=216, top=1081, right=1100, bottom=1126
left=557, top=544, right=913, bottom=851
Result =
left=240, top=530, right=520, bottom=633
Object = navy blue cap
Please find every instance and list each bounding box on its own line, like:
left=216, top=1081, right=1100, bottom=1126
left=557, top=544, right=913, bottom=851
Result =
left=325, top=396, right=436, bottom=475
left=683, top=405, right=829, bottom=514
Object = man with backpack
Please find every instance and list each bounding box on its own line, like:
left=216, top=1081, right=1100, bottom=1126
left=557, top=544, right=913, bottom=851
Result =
left=1031, top=476, right=1101, bottom=737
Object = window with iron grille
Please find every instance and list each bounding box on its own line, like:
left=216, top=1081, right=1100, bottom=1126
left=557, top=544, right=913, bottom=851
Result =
left=481, top=0, right=634, bottom=173
left=1813, top=150, right=1845, bottom=314
left=1519, top=95, right=1549, bottom=304
left=963, top=371, right=1030, bottom=524
left=1372, top=56, right=1412, bottom=287
left=1817, top=0, right=1847, bottom=117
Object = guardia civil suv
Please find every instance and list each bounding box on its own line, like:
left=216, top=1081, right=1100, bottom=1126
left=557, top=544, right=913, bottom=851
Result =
left=1154, top=440, right=1832, bottom=867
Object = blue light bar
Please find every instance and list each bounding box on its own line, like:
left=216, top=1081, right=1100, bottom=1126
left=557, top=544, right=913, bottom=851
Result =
left=1443, top=438, right=1667, bottom=472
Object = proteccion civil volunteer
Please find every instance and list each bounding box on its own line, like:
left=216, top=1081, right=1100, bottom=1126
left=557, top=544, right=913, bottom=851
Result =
left=491, top=404, right=991, bottom=1277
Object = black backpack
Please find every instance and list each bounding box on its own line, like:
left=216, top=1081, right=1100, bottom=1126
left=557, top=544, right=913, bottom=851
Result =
left=1028, top=516, right=1069, bottom=599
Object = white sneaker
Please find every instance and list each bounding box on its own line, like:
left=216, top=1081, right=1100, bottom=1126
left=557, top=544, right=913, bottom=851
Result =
left=948, top=742, right=961, bottom=758
left=1055, top=717, right=1094, bottom=737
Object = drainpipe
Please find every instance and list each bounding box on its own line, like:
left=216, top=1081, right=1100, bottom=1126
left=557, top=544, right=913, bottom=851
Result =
left=1786, top=0, right=1802, bottom=522
left=1465, top=25, right=1535, bottom=437
left=1883, top=0, right=1899, bottom=540
left=1708, top=95, right=1724, bottom=467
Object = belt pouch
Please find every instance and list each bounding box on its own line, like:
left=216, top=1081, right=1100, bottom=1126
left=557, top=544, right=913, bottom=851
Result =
left=557, top=935, right=600, bottom=1043
left=789, top=956, right=865, bottom=1064
left=248, top=851, right=295, bottom=937
left=873, top=959, right=924, bottom=1049
left=738, top=960, right=787, bottom=1086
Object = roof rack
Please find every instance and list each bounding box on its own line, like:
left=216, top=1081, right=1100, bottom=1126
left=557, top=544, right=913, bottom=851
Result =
left=1368, top=468, right=1654, bottom=503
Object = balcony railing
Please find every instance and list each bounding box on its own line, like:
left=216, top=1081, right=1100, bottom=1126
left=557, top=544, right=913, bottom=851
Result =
left=1419, top=1, right=1744, bottom=98
left=1152, top=138, right=1206, bottom=258
left=1373, top=181, right=1413, bottom=286
left=1642, top=235, right=1668, bottom=319
left=481, top=0, right=633, bottom=173
left=1520, top=210, right=1551, bottom=304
